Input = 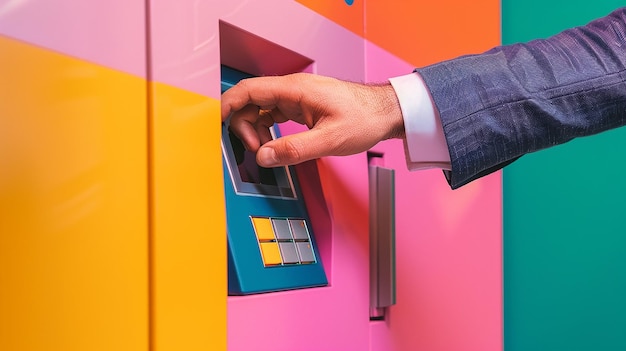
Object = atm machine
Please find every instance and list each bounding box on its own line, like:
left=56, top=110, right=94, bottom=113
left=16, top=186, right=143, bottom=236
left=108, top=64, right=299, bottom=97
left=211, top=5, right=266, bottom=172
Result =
left=214, top=2, right=503, bottom=351
left=147, top=0, right=503, bottom=349
left=216, top=10, right=378, bottom=349
left=221, top=66, right=328, bottom=295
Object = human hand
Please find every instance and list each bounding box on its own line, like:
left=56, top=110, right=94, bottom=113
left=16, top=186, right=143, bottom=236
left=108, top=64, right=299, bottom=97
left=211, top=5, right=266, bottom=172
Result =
left=220, top=73, right=405, bottom=167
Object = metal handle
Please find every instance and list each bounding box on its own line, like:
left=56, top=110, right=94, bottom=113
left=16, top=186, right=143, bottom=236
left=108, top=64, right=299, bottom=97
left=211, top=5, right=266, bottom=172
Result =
left=369, top=164, right=396, bottom=318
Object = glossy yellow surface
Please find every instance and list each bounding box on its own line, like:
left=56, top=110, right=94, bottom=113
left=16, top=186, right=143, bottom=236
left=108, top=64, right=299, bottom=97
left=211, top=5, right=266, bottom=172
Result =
left=149, top=82, right=226, bottom=350
left=252, top=217, right=275, bottom=241
left=260, top=242, right=283, bottom=266
left=0, top=36, right=148, bottom=350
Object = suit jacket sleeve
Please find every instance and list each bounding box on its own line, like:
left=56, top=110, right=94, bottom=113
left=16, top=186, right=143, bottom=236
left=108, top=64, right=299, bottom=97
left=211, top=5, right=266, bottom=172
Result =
left=416, top=7, right=626, bottom=189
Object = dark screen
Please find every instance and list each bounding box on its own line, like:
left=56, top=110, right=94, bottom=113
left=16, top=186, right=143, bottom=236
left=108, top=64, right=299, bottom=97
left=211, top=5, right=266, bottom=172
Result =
left=228, top=128, right=278, bottom=186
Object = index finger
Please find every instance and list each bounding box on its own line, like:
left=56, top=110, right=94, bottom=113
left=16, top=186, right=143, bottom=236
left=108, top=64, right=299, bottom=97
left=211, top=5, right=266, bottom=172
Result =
left=220, top=75, right=304, bottom=121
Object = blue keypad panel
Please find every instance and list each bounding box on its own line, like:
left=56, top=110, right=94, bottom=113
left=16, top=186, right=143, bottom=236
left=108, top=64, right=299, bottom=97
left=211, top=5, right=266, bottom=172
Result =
left=223, top=65, right=327, bottom=295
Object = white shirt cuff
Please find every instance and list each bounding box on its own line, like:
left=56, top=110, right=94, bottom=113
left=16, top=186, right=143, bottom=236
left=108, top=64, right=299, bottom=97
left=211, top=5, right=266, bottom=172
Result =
left=389, top=72, right=451, bottom=171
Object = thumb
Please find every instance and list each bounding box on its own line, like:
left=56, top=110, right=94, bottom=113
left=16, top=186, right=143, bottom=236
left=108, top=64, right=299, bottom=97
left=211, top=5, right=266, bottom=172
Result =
left=256, top=129, right=329, bottom=167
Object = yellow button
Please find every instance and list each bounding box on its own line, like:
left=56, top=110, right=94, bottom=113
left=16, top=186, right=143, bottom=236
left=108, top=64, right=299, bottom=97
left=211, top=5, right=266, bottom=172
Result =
left=251, top=217, right=275, bottom=241
left=259, top=242, right=282, bottom=266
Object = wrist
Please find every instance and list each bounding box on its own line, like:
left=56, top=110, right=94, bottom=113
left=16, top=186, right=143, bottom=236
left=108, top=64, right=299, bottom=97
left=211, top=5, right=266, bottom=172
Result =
left=366, top=82, right=405, bottom=141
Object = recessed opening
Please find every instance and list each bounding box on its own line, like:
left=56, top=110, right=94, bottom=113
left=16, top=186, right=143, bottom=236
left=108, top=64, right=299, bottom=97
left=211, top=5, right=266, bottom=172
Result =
left=219, top=21, right=314, bottom=76
left=220, top=21, right=333, bottom=293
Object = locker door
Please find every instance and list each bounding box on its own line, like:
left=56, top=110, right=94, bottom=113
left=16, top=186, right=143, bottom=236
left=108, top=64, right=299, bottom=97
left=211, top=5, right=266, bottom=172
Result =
left=0, top=1, right=149, bottom=348
left=147, top=0, right=227, bottom=350
left=299, top=1, right=503, bottom=350
left=365, top=3, right=503, bottom=351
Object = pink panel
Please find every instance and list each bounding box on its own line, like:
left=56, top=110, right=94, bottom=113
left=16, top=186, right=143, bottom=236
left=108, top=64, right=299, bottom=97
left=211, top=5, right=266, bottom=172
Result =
left=366, top=42, right=503, bottom=351
left=0, top=0, right=145, bottom=77
left=149, top=0, right=365, bottom=99
left=228, top=122, right=374, bottom=350
left=365, top=41, right=415, bottom=82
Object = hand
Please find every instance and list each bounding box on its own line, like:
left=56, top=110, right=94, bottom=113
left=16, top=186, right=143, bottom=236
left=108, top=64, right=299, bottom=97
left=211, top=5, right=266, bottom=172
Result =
left=220, top=73, right=405, bottom=167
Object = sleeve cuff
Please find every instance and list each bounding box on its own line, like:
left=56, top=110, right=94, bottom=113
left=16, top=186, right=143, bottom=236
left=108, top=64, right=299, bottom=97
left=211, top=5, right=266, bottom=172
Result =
left=388, top=72, right=451, bottom=171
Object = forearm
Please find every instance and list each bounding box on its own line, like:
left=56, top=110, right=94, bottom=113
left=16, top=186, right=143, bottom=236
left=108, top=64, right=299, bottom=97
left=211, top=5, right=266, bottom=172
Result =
left=417, top=7, right=626, bottom=189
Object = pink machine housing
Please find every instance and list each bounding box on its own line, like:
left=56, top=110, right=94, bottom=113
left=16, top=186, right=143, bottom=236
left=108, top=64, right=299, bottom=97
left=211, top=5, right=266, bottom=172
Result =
left=186, top=2, right=502, bottom=350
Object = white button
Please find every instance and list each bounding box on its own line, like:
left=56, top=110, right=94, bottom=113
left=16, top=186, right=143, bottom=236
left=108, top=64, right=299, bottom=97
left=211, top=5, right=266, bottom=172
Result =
left=296, top=242, right=315, bottom=263
left=279, top=242, right=300, bottom=264
left=289, top=219, right=310, bottom=240
left=272, top=218, right=292, bottom=240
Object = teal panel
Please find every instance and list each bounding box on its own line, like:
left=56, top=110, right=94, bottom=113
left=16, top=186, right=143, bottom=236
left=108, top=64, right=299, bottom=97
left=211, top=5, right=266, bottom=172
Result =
left=503, top=2, right=626, bottom=351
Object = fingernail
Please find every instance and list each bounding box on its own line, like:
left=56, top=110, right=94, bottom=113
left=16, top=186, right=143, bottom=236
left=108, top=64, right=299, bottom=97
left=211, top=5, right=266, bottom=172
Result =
left=258, top=147, right=279, bottom=167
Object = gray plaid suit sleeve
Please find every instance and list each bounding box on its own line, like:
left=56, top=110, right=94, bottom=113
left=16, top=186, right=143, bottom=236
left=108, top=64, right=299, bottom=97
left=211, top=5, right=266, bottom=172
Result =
left=416, top=7, right=626, bottom=189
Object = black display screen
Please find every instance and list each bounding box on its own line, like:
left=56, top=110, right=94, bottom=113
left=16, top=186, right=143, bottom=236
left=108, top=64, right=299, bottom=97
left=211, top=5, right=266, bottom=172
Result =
left=228, top=128, right=278, bottom=186
left=222, top=122, right=295, bottom=199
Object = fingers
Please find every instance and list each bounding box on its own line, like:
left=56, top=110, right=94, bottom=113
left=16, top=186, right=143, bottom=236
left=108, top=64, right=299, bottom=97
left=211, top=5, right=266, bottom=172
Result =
left=227, top=104, right=263, bottom=151
left=220, top=75, right=303, bottom=122
left=222, top=75, right=305, bottom=152
left=255, top=128, right=333, bottom=167
left=228, top=104, right=289, bottom=152
left=255, top=109, right=280, bottom=145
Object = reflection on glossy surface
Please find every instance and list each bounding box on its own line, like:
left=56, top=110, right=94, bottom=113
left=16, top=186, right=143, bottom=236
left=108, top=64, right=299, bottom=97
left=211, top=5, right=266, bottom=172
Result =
left=0, top=0, right=28, bottom=18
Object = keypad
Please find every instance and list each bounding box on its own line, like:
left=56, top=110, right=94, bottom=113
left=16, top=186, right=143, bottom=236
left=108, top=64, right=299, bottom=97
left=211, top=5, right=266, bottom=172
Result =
left=251, top=216, right=317, bottom=267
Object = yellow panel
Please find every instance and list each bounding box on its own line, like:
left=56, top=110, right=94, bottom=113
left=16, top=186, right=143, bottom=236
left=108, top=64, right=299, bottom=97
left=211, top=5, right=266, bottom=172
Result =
left=0, top=36, right=148, bottom=350
left=259, top=242, right=283, bottom=266
left=251, top=217, right=275, bottom=241
left=150, top=82, right=226, bottom=350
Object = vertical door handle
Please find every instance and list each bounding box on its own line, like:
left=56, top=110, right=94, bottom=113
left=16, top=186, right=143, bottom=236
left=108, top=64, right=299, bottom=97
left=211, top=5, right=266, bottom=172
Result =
left=369, top=163, right=396, bottom=318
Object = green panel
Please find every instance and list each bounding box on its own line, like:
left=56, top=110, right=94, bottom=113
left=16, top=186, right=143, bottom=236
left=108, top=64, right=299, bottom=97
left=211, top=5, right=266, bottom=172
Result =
left=503, top=2, right=626, bottom=351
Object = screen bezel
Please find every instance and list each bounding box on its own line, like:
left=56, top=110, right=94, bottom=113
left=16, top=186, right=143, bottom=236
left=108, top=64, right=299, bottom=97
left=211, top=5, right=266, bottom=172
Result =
left=221, top=119, right=297, bottom=199
left=221, top=66, right=298, bottom=199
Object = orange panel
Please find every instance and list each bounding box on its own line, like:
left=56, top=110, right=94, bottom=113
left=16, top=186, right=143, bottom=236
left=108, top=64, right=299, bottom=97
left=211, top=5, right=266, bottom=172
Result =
left=366, top=0, right=500, bottom=66
left=297, top=0, right=364, bottom=37
left=298, top=0, right=499, bottom=67
left=0, top=35, right=148, bottom=351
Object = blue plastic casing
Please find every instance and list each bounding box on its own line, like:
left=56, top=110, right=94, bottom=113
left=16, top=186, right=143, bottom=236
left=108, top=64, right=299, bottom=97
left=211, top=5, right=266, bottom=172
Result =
left=221, top=66, right=327, bottom=295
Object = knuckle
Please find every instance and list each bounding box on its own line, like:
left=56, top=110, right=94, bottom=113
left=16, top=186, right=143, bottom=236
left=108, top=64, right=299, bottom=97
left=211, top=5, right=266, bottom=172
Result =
left=280, top=138, right=303, bottom=163
left=235, top=78, right=251, bottom=89
left=323, top=129, right=344, bottom=153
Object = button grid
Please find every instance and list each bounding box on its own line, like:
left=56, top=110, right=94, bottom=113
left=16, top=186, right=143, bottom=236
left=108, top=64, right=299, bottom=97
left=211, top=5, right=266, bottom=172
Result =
left=251, top=216, right=317, bottom=267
